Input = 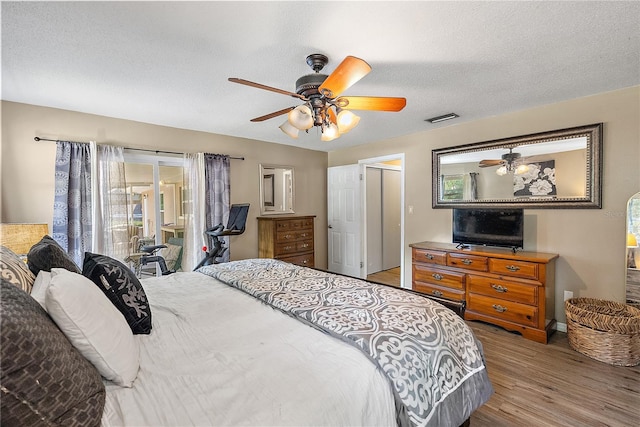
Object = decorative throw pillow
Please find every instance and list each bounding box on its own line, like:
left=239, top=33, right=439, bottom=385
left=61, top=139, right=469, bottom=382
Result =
left=159, top=243, right=182, bottom=271
left=30, top=270, right=52, bottom=311
left=82, top=252, right=152, bottom=334
left=46, top=268, right=140, bottom=387
left=0, top=245, right=36, bottom=293
left=0, top=279, right=106, bottom=426
left=26, top=235, right=81, bottom=276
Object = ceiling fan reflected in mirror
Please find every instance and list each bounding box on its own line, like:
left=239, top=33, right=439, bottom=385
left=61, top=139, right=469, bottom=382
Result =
left=479, top=148, right=531, bottom=176
left=228, top=54, right=406, bottom=141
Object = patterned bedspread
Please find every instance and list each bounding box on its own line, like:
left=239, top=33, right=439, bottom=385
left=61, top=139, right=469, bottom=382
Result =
left=198, top=259, right=492, bottom=427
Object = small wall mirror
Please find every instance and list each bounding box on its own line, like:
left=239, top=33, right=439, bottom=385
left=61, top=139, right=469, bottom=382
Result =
left=432, top=123, right=603, bottom=208
left=259, top=164, right=294, bottom=215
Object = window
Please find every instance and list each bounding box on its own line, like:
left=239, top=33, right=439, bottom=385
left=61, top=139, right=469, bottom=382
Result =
left=441, top=175, right=465, bottom=200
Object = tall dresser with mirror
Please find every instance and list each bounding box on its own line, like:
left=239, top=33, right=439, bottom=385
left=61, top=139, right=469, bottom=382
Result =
left=258, top=216, right=315, bottom=268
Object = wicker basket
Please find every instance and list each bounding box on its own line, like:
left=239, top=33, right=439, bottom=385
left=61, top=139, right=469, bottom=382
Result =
left=565, top=298, right=640, bottom=366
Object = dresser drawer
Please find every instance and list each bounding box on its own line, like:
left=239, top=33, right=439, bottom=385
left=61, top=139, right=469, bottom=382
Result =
left=279, top=252, right=314, bottom=268
left=276, top=229, right=313, bottom=242
left=412, top=248, right=447, bottom=266
left=412, top=264, right=465, bottom=290
left=489, top=258, right=539, bottom=280
left=447, top=253, right=488, bottom=272
left=413, top=281, right=465, bottom=302
left=275, top=218, right=314, bottom=231
left=275, top=239, right=313, bottom=256
left=468, top=275, right=538, bottom=305
left=467, top=293, right=538, bottom=327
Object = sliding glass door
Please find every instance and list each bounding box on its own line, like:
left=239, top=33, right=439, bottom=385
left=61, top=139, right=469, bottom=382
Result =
left=123, top=153, right=184, bottom=274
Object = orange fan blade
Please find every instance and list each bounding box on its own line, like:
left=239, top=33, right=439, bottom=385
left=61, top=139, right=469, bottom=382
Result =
left=336, top=96, right=406, bottom=112
left=229, top=78, right=306, bottom=100
left=250, top=107, right=294, bottom=122
left=318, top=56, right=371, bottom=99
left=479, top=160, right=504, bottom=167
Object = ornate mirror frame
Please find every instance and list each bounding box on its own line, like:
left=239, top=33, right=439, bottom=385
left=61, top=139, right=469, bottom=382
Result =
left=432, top=123, right=603, bottom=209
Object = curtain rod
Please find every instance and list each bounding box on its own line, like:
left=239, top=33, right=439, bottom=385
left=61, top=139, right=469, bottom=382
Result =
left=33, top=137, right=244, bottom=160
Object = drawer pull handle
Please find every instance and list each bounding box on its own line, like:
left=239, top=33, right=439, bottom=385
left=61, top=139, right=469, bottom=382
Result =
left=284, top=234, right=293, bottom=239
left=432, top=290, right=443, bottom=297
left=492, top=304, right=508, bottom=313
left=505, top=265, right=520, bottom=272
left=461, top=259, right=473, bottom=265
left=432, top=273, right=443, bottom=280
left=426, top=254, right=434, bottom=260
left=302, top=260, right=308, bottom=264
left=491, top=284, right=508, bottom=293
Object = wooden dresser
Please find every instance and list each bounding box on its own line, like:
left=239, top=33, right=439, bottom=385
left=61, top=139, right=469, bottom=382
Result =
left=410, top=241, right=558, bottom=343
left=257, top=216, right=315, bottom=268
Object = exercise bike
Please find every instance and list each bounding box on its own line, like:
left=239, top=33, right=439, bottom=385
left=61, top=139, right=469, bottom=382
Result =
left=194, top=203, right=249, bottom=270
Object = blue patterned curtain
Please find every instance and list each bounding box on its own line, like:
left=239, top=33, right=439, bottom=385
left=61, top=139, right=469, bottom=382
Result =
left=53, top=141, right=92, bottom=267
left=204, top=154, right=230, bottom=262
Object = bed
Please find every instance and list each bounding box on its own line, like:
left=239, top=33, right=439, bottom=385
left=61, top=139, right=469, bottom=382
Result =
left=1, top=239, right=493, bottom=427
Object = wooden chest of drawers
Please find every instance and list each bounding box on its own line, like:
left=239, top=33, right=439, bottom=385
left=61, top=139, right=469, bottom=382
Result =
left=258, top=216, right=315, bottom=268
left=410, top=241, right=558, bottom=343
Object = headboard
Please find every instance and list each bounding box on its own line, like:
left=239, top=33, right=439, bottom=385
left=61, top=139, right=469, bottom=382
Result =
left=0, top=223, right=49, bottom=255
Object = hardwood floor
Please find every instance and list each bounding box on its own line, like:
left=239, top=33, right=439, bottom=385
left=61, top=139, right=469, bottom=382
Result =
left=468, top=321, right=640, bottom=426
left=367, top=267, right=401, bottom=287
left=364, top=268, right=639, bottom=425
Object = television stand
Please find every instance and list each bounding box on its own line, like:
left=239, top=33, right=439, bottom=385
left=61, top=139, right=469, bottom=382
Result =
left=409, top=241, right=558, bottom=344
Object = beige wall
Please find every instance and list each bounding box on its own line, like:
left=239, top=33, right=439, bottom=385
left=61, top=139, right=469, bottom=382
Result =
left=1, top=101, right=328, bottom=268
left=329, top=86, right=640, bottom=324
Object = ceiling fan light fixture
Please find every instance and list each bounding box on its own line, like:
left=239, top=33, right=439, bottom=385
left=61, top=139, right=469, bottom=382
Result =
left=321, top=123, right=340, bottom=141
left=495, top=165, right=508, bottom=176
left=287, top=105, right=314, bottom=130
left=336, top=109, right=360, bottom=134
left=515, top=164, right=530, bottom=175
left=279, top=120, right=299, bottom=139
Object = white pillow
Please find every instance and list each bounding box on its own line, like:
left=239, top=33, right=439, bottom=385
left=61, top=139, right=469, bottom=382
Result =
left=30, top=270, right=52, bottom=311
left=45, top=268, right=140, bottom=387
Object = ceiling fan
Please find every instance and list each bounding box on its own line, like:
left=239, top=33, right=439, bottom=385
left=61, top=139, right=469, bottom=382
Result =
left=228, top=54, right=406, bottom=141
left=479, top=148, right=531, bottom=176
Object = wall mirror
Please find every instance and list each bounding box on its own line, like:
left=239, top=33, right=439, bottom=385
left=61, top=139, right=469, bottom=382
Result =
left=259, top=164, right=295, bottom=215
left=432, top=123, right=603, bottom=208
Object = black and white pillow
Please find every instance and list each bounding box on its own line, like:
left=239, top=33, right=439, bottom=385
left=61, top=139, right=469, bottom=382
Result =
left=82, top=252, right=152, bottom=334
left=0, top=245, right=36, bottom=293
left=27, top=235, right=81, bottom=276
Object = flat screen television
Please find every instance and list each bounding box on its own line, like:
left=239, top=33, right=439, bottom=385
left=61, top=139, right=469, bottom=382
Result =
left=452, top=208, right=524, bottom=250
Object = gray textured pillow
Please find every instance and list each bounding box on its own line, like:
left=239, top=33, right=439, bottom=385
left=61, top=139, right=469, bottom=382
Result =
left=0, top=279, right=106, bottom=426
left=27, top=235, right=81, bottom=276
left=1, top=245, right=36, bottom=293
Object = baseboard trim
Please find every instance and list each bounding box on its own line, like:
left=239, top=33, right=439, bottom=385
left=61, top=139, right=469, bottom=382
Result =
left=555, top=322, right=567, bottom=333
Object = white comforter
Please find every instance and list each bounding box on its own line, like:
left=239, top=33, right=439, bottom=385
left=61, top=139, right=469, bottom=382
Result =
left=101, top=272, right=396, bottom=427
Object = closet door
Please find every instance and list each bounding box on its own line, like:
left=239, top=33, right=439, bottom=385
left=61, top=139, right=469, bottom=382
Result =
left=382, top=169, right=401, bottom=271
left=366, top=168, right=382, bottom=274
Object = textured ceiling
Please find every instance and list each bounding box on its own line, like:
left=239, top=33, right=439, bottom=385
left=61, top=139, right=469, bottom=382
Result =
left=2, top=1, right=639, bottom=152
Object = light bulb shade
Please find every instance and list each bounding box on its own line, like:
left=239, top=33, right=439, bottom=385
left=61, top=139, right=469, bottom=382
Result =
left=628, top=233, right=638, bottom=247
left=321, top=123, right=340, bottom=141
left=279, top=120, right=299, bottom=139
left=495, top=165, right=508, bottom=176
left=515, top=164, right=530, bottom=175
left=337, top=110, right=360, bottom=134
left=287, top=105, right=314, bottom=130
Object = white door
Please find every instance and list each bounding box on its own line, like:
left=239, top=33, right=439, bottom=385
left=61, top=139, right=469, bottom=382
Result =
left=327, top=164, right=362, bottom=278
